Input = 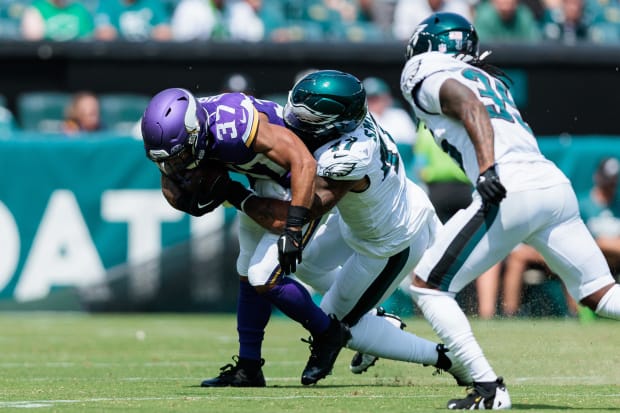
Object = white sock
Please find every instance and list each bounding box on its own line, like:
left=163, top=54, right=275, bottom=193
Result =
left=410, top=285, right=496, bottom=383
left=595, top=284, right=620, bottom=319
left=347, top=312, right=438, bottom=365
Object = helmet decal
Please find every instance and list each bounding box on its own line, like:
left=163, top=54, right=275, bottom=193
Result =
left=288, top=100, right=340, bottom=126
left=409, top=24, right=428, bottom=51
left=183, top=91, right=200, bottom=146
left=148, top=148, right=171, bottom=160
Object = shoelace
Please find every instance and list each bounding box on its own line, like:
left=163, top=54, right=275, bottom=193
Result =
left=217, top=356, right=240, bottom=376
left=301, top=336, right=316, bottom=351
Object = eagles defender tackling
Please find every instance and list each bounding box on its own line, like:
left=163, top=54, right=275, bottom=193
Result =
left=279, top=70, right=470, bottom=385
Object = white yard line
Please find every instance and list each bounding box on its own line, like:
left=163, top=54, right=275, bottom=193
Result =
left=3, top=392, right=620, bottom=409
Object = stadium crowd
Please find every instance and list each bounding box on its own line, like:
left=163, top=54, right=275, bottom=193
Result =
left=0, top=0, right=619, bottom=44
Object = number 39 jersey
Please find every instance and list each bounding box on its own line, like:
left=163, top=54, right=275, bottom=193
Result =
left=313, top=113, right=435, bottom=258
left=400, top=52, right=568, bottom=191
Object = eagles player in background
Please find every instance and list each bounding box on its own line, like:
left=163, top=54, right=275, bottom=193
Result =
left=401, top=12, right=620, bottom=409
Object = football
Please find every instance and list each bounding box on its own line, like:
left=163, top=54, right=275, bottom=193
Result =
left=178, top=162, right=229, bottom=194
left=160, top=162, right=230, bottom=214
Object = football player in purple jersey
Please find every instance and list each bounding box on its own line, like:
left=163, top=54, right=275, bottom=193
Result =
left=141, top=88, right=351, bottom=387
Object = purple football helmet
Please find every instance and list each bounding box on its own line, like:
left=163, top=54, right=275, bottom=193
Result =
left=141, top=88, right=209, bottom=178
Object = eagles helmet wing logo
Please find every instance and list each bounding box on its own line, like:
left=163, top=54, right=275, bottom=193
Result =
left=318, top=162, right=356, bottom=177
left=410, top=24, right=428, bottom=48
left=406, top=23, right=429, bottom=58
left=290, top=102, right=339, bottom=126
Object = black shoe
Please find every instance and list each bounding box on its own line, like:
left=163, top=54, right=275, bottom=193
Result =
left=301, top=314, right=351, bottom=385
left=447, top=377, right=511, bottom=410
left=200, top=356, right=266, bottom=387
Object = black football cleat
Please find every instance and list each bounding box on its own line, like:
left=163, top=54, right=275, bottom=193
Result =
left=200, top=356, right=266, bottom=387
left=301, top=314, right=351, bottom=385
left=447, top=377, right=511, bottom=410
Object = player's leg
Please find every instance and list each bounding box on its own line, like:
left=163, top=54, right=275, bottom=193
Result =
left=411, top=198, right=523, bottom=409
left=312, top=216, right=470, bottom=386
left=527, top=184, right=620, bottom=319
left=308, top=250, right=415, bottom=385
left=319, top=208, right=437, bottom=325
left=296, top=214, right=412, bottom=382
left=247, top=214, right=351, bottom=385
left=346, top=307, right=473, bottom=385
left=248, top=217, right=335, bottom=335
left=201, top=213, right=271, bottom=387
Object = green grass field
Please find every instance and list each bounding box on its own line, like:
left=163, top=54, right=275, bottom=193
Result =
left=0, top=313, right=618, bottom=412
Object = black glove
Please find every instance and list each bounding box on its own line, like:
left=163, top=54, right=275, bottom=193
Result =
left=476, top=165, right=507, bottom=205
left=277, top=227, right=303, bottom=275
left=277, top=205, right=311, bottom=274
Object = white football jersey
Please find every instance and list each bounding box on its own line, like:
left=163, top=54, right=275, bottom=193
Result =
left=400, top=52, right=568, bottom=191
left=313, top=113, right=435, bottom=258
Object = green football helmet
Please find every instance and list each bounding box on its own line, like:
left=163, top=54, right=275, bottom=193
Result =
left=406, top=12, right=479, bottom=60
left=284, top=70, right=367, bottom=146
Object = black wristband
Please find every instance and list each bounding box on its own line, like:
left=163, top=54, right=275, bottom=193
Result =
left=227, top=180, right=254, bottom=211
left=286, top=205, right=311, bottom=228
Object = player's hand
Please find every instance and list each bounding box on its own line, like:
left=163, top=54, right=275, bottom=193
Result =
left=191, top=177, right=228, bottom=215
left=476, top=165, right=506, bottom=205
left=277, top=228, right=303, bottom=275
left=160, top=164, right=231, bottom=216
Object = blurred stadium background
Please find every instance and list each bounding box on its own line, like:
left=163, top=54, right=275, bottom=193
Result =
left=1, top=0, right=619, bottom=318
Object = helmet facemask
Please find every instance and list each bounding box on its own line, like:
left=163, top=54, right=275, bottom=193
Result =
left=142, top=88, right=208, bottom=182
left=149, top=133, right=199, bottom=179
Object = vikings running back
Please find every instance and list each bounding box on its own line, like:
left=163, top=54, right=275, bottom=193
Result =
left=141, top=88, right=352, bottom=389
left=399, top=12, right=620, bottom=410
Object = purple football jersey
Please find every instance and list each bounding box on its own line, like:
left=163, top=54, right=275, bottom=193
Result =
left=199, top=93, right=290, bottom=188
